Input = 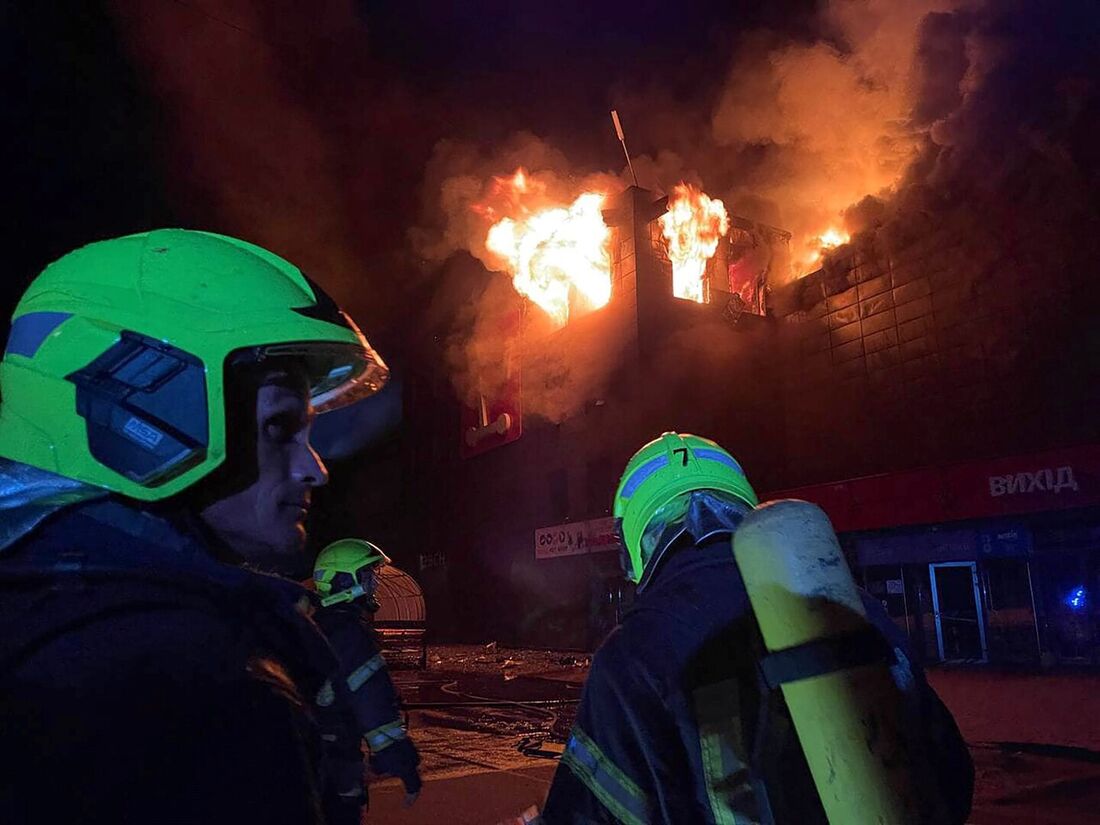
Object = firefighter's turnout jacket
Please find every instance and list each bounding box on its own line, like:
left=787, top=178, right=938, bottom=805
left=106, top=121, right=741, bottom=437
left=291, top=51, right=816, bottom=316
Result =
left=0, top=491, right=333, bottom=824
left=541, top=535, right=973, bottom=825
left=313, top=601, right=421, bottom=821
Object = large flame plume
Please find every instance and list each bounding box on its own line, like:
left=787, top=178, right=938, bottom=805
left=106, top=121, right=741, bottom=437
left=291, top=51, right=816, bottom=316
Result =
left=803, top=226, right=851, bottom=267
left=479, top=169, right=612, bottom=326
left=658, top=183, right=730, bottom=303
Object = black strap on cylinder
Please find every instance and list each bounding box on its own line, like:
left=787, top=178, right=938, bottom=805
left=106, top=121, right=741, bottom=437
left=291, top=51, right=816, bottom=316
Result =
left=760, top=627, right=896, bottom=690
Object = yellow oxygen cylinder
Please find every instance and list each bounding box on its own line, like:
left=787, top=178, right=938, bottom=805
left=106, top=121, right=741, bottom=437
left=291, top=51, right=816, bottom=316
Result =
left=733, top=499, right=925, bottom=825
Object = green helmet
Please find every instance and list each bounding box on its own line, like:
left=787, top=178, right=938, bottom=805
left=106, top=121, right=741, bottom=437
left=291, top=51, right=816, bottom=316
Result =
left=0, top=229, right=387, bottom=500
left=313, top=538, right=391, bottom=608
left=613, top=432, right=758, bottom=585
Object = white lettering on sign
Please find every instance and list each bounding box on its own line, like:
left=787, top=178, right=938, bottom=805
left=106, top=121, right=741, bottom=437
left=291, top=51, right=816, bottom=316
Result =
left=535, top=517, right=619, bottom=560
left=989, top=466, right=1078, bottom=497
left=419, top=551, right=446, bottom=571
left=1055, top=466, right=1079, bottom=493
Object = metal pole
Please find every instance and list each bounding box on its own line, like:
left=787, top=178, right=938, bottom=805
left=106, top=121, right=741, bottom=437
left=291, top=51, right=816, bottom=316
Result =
left=1025, top=560, right=1043, bottom=662
left=900, top=565, right=912, bottom=640
left=970, top=562, right=989, bottom=662
left=610, top=110, right=639, bottom=187
left=929, top=563, right=946, bottom=661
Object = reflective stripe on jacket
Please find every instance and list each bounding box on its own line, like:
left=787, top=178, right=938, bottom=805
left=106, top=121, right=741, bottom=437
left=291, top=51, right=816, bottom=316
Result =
left=541, top=537, right=973, bottom=825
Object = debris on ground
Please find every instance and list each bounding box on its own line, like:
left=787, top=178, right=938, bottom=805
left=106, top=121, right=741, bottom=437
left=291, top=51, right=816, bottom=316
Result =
left=425, top=644, right=593, bottom=681
left=518, top=737, right=567, bottom=759
left=558, top=655, right=590, bottom=668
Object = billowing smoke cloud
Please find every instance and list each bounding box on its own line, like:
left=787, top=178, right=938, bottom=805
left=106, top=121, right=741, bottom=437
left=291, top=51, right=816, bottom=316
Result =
left=846, top=0, right=1098, bottom=258
left=412, top=0, right=980, bottom=259
left=767, top=0, right=1100, bottom=482
left=411, top=0, right=987, bottom=421
left=711, top=0, right=957, bottom=271
left=411, top=133, right=631, bottom=422
left=125, top=0, right=1095, bottom=432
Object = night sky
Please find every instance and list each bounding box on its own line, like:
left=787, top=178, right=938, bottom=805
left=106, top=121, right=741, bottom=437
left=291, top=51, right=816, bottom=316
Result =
left=1, top=0, right=816, bottom=343
left=3, top=0, right=1098, bottom=383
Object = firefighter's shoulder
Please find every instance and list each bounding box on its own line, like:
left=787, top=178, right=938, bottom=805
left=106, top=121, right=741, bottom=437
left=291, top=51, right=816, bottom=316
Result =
left=588, top=611, right=672, bottom=692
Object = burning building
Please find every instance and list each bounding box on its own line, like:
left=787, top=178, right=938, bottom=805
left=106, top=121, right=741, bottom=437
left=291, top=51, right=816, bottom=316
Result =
left=402, top=181, right=790, bottom=649
left=765, top=226, right=1100, bottom=669
left=395, top=161, right=1100, bottom=667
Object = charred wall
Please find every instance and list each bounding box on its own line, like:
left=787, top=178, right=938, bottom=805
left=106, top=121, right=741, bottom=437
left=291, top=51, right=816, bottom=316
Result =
left=402, top=186, right=782, bottom=648
left=771, top=214, right=1100, bottom=489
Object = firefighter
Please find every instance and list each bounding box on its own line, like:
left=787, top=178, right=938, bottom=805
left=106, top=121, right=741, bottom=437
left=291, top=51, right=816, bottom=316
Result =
left=539, top=432, right=973, bottom=825
left=0, top=230, right=388, bottom=824
left=312, top=538, right=422, bottom=823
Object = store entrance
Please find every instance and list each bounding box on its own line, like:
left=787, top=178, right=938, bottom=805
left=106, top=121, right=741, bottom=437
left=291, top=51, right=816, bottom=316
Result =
left=930, top=562, right=988, bottom=662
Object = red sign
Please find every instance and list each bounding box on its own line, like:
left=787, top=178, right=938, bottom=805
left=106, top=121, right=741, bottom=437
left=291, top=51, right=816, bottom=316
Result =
left=460, top=309, right=523, bottom=459
left=534, top=517, right=618, bottom=560
left=767, top=444, right=1100, bottom=533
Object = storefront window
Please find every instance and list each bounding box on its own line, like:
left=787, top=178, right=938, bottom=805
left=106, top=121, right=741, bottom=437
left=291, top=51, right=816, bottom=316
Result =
left=982, top=559, right=1039, bottom=664
left=1034, top=551, right=1100, bottom=664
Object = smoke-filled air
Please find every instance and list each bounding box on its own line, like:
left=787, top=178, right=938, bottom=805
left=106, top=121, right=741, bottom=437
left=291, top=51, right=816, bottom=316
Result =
left=410, top=0, right=1076, bottom=421
left=115, top=0, right=1097, bottom=424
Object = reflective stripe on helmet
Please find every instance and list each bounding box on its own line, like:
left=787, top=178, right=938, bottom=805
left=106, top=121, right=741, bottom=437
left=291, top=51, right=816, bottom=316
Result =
left=620, top=455, right=670, bottom=499
left=560, top=726, right=648, bottom=825
left=365, top=719, right=407, bottom=753
left=5, top=312, right=72, bottom=358
left=346, top=653, right=386, bottom=692
left=692, top=448, right=744, bottom=475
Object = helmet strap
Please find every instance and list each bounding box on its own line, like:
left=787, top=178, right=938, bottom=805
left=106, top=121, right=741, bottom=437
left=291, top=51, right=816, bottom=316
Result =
left=320, top=582, right=366, bottom=608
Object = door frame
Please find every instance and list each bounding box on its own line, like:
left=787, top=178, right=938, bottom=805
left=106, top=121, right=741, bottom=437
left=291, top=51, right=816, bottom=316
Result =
left=929, top=561, right=989, bottom=662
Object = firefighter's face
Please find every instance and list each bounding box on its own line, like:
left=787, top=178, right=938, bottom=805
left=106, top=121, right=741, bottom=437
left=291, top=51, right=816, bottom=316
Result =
left=200, top=367, right=328, bottom=571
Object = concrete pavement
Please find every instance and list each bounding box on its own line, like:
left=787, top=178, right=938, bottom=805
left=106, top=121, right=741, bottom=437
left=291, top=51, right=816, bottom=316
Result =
left=369, top=764, right=554, bottom=824
left=362, top=650, right=1100, bottom=824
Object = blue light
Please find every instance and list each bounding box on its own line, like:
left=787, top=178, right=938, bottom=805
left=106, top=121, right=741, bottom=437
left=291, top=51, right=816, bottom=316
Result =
left=1065, top=586, right=1088, bottom=611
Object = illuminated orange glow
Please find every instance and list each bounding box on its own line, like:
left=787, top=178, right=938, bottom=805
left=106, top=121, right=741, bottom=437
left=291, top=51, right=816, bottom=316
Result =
left=801, top=226, right=852, bottom=270
left=481, top=170, right=612, bottom=326
left=819, top=227, right=850, bottom=248
left=658, top=183, right=730, bottom=303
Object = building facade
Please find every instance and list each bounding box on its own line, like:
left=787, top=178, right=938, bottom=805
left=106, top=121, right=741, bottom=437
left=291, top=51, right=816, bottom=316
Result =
left=394, top=182, right=1100, bottom=658
left=773, top=446, right=1100, bottom=666
left=400, top=186, right=784, bottom=649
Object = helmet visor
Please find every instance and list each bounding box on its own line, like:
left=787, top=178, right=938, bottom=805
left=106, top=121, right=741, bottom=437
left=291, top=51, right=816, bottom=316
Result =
left=231, top=339, right=389, bottom=413
left=613, top=517, right=636, bottom=582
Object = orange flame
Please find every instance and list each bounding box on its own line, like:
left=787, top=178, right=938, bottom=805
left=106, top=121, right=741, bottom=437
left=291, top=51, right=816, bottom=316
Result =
left=801, top=226, right=852, bottom=270
left=481, top=170, right=612, bottom=326
left=658, top=184, right=730, bottom=304
left=819, top=227, right=850, bottom=249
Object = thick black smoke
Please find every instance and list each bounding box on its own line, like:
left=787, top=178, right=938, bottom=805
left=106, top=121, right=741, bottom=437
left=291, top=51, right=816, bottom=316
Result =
left=414, top=0, right=1100, bottom=423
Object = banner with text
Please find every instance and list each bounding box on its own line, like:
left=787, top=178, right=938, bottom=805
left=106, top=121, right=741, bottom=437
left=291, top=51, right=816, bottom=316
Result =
left=534, top=517, right=618, bottom=560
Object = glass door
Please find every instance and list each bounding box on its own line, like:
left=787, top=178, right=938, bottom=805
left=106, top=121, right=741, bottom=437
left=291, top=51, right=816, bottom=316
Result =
left=929, top=562, right=989, bottom=662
